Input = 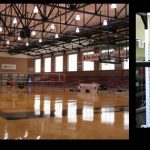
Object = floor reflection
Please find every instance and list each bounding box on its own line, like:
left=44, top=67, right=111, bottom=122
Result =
left=82, top=103, right=94, bottom=122
left=23, top=130, right=28, bottom=138
left=68, top=100, right=77, bottom=123
left=101, top=107, right=115, bottom=124
left=43, top=96, right=51, bottom=116
left=0, top=86, right=129, bottom=139
left=3, top=126, right=8, bottom=139
left=34, top=95, right=40, bottom=115
left=124, top=111, right=129, bottom=130
left=54, top=99, right=63, bottom=119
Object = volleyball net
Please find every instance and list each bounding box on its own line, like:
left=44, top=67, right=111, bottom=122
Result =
left=31, top=72, right=66, bottom=86
left=0, top=72, right=66, bottom=86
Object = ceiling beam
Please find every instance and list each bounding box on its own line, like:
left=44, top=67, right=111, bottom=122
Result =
left=48, top=4, right=121, bottom=20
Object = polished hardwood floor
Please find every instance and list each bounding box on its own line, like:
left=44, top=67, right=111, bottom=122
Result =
left=0, top=85, right=129, bottom=139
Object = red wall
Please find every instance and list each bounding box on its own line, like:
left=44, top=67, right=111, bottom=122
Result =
left=0, top=57, right=33, bottom=73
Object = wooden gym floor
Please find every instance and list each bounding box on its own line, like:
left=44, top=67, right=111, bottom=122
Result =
left=0, top=85, right=129, bottom=139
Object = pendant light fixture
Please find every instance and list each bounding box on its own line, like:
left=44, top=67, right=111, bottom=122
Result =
left=39, top=38, right=42, bottom=43
left=31, top=30, right=36, bottom=36
left=33, top=5, right=38, bottom=13
left=55, top=33, right=59, bottom=38
left=103, top=19, right=108, bottom=26
left=51, top=24, right=55, bottom=30
left=103, top=4, right=108, bottom=26
left=111, top=4, right=117, bottom=9
left=55, top=25, right=59, bottom=38
left=13, top=18, right=17, bottom=24
left=17, top=36, right=21, bottom=41
left=75, top=14, right=80, bottom=21
left=76, top=27, right=80, bottom=33
left=6, top=40, right=10, bottom=45
left=0, top=26, right=2, bottom=32
left=26, top=42, right=29, bottom=46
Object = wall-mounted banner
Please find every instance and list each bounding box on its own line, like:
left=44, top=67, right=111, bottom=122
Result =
left=2, top=64, right=16, bottom=70
left=83, top=50, right=129, bottom=61
left=83, top=53, right=99, bottom=61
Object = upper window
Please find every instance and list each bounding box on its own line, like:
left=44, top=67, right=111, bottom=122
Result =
left=123, top=47, right=129, bottom=69
left=101, top=61, right=115, bottom=70
left=124, top=46, right=129, bottom=50
left=68, top=54, right=77, bottom=71
left=123, top=58, right=129, bottom=69
left=55, top=56, right=63, bottom=72
left=83, top=52, right=94, bottom=71
left=35, top=59, right=41, bottom=73
left=44, top=57, right=51, bottom=72
left=101, top=49, right=114, bottom=53
left=101, top=49, right=115, bottom=70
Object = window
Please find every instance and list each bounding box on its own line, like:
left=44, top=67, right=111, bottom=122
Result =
left=68, top=54, right=77, bottom=71
left=101, top=49, right=115, bottom=70
left=44, top=57, right=51, bottom=72
left=123, top=46, right=129, bottom=69
left=55, top=56, right=63, bottom=72
left=35, top=59, right=41, bottom=73
left=124, top=46, right=129, bottom=50
left=123, top=58, right=129, bottom=69
left=83, top=52, right=94, bottom=71
left=101, top=61, right=115, bottom=70
left=101, top=49, right=114, bottom=53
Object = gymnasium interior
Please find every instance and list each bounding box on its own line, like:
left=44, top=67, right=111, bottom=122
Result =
left=0, top=4, right=129, bottom=139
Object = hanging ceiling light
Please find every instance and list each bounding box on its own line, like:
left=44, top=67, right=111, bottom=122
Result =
left=39, top=38, right=42, bottom=43
left=6, top=40, right=10, bottom=45
left=17, top=36, right=21, bottom=41
left=55, top=33, right=59, bottom=38
left=103, top=19, right=108, bottom=26
left=51, top=24, right=55, bottom=29
left=33, top=5, right=38, bottom=13
left=0, top=26, right=2, bottom=32
left=13, top=18, right=17, bottom=24
left=26, top=42, right=29, bottom=46
left=75, top=14, right=80, bottom=21
left=76, top=27, right=80, bottom=33
left=111, top=4, right=117, bottom=9
left=31, top=31, right=36, bottom=36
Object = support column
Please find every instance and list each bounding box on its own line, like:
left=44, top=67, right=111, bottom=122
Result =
left=77, top=50, right=82, bottom=72
left=41, top=57, right=44, bottom=73
left=51, top=55, right=55, bottom=72
left=63, top=53, right=67, bottom=72
left=94, top=47, right=99, bottom=71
